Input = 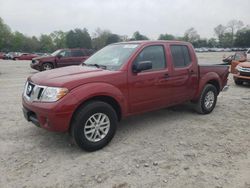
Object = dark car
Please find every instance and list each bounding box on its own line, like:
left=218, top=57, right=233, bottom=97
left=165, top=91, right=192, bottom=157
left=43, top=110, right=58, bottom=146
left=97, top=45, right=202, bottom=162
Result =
left=31, top=48, right=94, bottom=71
left=0, top=52, right=5, bottom=59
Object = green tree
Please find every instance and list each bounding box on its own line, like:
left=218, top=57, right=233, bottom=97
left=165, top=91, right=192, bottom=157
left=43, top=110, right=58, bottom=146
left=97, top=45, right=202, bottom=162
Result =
left=92, top=28, right=121, bottom=49
left=183, top=27, right=200, bottom=43
left=39, top=34, right=54, bottom=52
left=207, top=38, right=218, bottom=48
left=131, top=31, right=149, bottom=40
left=106, top=34, right=121, bottom=45
left=50, top=31, right=66, bottom=49
left=11, top=31, right=26, bottom=51
left=66, top=28, right=92, bottom=49
left=220, top=33, right=233, bottom=47
left=158, top=33, right=175, bottom=40
left=193, top=39, right=208, bottom=48
left=234, top=29, right=250, bottom=47
left=0, top=17, right=12, bottom=51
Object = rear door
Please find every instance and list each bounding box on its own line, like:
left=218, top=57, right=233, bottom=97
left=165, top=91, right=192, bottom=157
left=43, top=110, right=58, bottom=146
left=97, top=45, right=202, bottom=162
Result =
left=168, top=44, right=199, bottom=103
left=128, top=44, right=172, bottom=113
left=71, top=49, right=88, bottom=65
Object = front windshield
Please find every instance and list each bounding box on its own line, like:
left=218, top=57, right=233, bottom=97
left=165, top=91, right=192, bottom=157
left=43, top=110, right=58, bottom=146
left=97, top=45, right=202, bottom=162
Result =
left=51, top=49, right=62, bottom=56
left=83, top=44, right=139, bottom=70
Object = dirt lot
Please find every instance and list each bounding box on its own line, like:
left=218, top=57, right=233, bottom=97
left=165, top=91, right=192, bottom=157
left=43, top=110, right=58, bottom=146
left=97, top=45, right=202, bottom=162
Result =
left=0, top=54, right=250, bottom=188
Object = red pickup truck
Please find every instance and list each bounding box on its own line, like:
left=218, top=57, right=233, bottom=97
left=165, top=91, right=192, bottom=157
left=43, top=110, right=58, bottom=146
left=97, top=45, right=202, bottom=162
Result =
left=31, top=48, right=94, bottom=71
left=22, top=41, right=229, bottom=151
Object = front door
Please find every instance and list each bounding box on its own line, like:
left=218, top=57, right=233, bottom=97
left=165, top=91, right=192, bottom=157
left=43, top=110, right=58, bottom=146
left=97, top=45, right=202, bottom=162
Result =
left=128, top=45, right=171, bottom=114
left=57, top=50, right=75, bottom=67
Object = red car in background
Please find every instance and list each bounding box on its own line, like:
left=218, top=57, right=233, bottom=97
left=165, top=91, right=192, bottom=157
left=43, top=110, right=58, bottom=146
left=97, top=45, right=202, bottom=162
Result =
left=0, top=52, right=5, bottom=59
left=14, top=53, right=38, bottom=60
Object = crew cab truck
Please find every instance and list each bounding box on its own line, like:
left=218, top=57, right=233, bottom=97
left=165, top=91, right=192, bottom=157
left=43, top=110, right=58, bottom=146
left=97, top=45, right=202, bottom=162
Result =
left=31, top=48, right=94, bottom=71
left=22, top=41, right=229, bottom=151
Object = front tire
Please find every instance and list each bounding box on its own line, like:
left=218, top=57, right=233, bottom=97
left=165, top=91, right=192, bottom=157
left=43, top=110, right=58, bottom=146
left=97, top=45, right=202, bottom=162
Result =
left=71, top=101, right=118, bottom=151
left=42, top=62, right=53, bottom=71
left=194, top=84, right=218, bottom=114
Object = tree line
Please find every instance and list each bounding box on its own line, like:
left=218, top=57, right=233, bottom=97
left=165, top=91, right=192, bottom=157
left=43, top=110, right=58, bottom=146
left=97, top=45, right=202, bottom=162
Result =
left=0, top=17, right=249, bottom=53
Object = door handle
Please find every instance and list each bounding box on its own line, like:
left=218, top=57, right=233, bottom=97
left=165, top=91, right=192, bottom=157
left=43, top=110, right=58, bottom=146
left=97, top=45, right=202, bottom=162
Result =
left=189, top=70, right=195, bottom=74
left=162, top=73, right=169, bottom=79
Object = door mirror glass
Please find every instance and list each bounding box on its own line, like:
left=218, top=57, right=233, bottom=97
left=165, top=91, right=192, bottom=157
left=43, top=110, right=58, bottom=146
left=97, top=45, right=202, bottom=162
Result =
left=133, top=61, right=152, bottom=73
left=57, top=54, right=62, bottom=58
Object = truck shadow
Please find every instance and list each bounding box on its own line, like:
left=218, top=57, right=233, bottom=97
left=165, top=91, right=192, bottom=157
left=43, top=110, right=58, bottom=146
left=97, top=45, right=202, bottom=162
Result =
left=30, top=103, right=196, bottom=153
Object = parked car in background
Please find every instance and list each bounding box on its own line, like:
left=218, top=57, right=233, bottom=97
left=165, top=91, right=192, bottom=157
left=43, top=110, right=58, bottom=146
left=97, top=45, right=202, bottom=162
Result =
left=31, top=48, right=94, bottom=71
left=0, top=52, right=5, bottom=59
left=13, top=53, right=38, bottom=60
left=231, top=60, right=250, bottom=85
left=3, top=52, right=19, bottom=59
left=246, top=48, right=250, bottom=61
left=23, top=41, right=229, bottom=151
left=222, top=52, right=246, bottom=65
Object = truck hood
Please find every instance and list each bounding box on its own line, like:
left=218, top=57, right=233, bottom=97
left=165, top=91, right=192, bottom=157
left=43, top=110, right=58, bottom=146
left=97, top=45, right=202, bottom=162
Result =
left=33, top=55, right=55, bottom=61
left=29, top=66, right=119, bottom=90
left=239, top=62, right=250, bottom=68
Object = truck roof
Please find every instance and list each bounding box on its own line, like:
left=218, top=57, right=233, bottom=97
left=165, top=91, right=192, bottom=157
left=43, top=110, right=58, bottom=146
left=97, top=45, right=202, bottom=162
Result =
left=115, top=40, right=191, bottom=46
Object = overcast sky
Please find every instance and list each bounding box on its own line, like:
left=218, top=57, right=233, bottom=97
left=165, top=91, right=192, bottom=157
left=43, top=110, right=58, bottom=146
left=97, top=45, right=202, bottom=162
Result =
left=0, top=0, right=249, bottom=39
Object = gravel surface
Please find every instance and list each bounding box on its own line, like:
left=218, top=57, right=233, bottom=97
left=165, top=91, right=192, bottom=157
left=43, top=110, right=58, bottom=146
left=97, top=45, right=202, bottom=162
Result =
left=0, top=56, right=250, bottom=188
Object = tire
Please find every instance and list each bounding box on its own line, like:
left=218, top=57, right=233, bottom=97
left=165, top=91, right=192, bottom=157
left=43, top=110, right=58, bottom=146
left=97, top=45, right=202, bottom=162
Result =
left=42, top=62, right=53, bottom=71
left=234, top=79, right=243, bottom=85
left=194, top=84, right=218, bottom=114
left=71, top=101, right=118, bottom=151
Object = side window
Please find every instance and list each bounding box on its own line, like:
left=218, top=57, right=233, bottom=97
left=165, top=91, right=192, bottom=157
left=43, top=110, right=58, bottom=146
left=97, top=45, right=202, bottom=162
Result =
left=170, top=45, right=191, bottom=68
left=134, top=45, right=166, bottom=71
left=71, top=50, right=85, bottom=57
left=59, top=50, right=71, bottom=57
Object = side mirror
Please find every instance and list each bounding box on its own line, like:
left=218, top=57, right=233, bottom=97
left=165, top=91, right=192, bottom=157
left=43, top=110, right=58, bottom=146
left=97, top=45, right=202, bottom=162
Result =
left=133, top=61, right=152, bottom=73
left=57, top=54, right=62, bottom=58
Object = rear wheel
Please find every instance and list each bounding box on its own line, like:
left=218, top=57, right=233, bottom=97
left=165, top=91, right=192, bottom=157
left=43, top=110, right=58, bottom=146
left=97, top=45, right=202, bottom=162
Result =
left=71, top=101, right=117, bottom=151
left=194, top=84, right=218, bottom=114
left=42, top=63, right=53, bottom=71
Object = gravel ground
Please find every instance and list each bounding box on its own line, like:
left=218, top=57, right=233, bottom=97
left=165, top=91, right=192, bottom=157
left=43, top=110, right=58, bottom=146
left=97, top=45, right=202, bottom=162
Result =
left=0, top=54, right=250, bottom=188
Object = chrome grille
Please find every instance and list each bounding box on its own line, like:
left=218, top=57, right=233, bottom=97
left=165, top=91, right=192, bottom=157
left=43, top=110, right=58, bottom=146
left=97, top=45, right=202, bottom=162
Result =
left=24, top=82, right=46, bottom=102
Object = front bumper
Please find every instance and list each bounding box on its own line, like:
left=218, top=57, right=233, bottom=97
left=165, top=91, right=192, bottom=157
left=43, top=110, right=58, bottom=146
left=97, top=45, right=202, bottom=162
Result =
left=30, top=62, right=41, bottom=71
left=22, top=96, right=74, bottom=132
left=233, top=73, right=250, bottom=83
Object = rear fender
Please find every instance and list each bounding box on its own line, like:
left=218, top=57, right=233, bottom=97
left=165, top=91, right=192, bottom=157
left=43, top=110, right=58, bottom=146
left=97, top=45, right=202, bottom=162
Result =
left=193, top=72, right=221, bottom=101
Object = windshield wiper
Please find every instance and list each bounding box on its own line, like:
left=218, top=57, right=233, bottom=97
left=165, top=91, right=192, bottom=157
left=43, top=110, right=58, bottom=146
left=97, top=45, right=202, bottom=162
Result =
left=85, top=63, right=107, bottom=69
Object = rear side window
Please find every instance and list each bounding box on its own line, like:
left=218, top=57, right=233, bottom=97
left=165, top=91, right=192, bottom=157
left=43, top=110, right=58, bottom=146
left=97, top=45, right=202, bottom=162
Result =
left=170, top=45, right=191, bottom=68
left=71, top=50, right=85, bottom=57
left=134, top=45, right=166, bottom=71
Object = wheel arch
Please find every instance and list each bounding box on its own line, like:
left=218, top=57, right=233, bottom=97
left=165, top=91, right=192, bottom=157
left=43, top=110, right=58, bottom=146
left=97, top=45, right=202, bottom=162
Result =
left=69, top=95, right=122, bottom=133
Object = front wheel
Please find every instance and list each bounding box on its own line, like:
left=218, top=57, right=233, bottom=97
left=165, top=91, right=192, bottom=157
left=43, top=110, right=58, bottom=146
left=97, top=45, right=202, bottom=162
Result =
left=42, top=63, right=53, bottom=71
left=71, top=101, right=118, bottom=151
left=194, top=84, right=218, bottom=114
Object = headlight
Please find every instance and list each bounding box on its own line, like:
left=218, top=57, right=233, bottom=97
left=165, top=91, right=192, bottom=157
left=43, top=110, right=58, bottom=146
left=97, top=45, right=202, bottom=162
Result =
left=236, top=65, right=242, bottom=71
left=40, top=87, right=68, bottom=102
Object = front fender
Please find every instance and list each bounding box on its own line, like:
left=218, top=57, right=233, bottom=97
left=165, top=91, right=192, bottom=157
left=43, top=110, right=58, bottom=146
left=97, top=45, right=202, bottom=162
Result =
left=70, top=82, right=128, bottom=116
